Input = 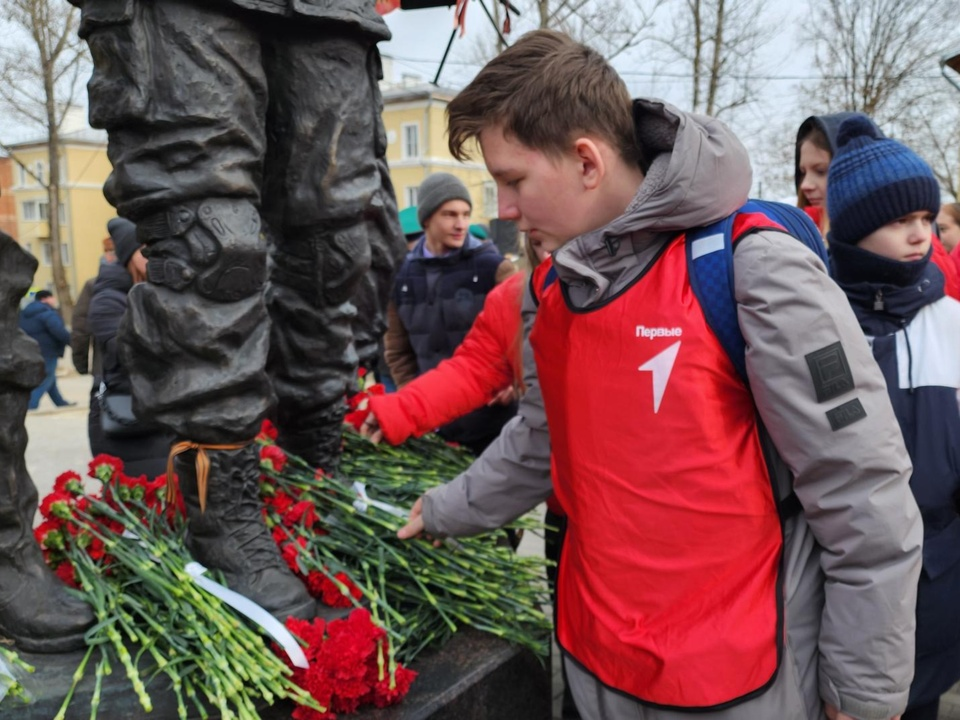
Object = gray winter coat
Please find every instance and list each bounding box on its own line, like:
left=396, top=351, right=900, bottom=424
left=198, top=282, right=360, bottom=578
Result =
left=421, top=99, right=923, bottom=720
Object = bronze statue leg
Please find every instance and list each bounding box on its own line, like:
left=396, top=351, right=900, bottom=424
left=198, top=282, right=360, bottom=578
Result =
left=78, top=0, right=314, bottom=619
left=261, top=31, right=405, bottom=470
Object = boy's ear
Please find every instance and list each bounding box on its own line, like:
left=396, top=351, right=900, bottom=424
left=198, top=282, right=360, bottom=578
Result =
left=572, top=137, right=605, bottom=190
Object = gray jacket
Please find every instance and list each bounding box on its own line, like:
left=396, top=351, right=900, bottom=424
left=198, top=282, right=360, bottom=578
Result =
left=422, top=99, right=923, bottom=720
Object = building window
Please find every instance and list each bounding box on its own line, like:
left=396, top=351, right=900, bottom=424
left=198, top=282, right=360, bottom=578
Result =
left=404, top=186, right=419, bottom=208
left=38, top=202, right=49, bottom=221
left=18, top=165, right=26, bottom=186
left=40, top=242, right=71, bottom=267
left=482, top=181, right=497, bottom=218
left=401, top=123, right=419, bottom=159
left=22, top=200, right=38, bottom=221
left=35, top=161, right=45, bottom=185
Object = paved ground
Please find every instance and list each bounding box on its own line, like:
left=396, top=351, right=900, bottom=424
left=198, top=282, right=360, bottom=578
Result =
left=22, top=365, right=960, bottom=719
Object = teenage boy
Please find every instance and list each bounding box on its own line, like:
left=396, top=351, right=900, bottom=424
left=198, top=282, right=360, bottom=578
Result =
left=384, top=172, right=516, bottom=454
left=398, top=30, right=923, bottom=720
left=827, top=117, right=960, bottom=720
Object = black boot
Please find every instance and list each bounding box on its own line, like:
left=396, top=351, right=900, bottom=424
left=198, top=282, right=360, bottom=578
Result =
left=177, top=444, right=315, bottom=620
left=0, top=541, right=96, bottom=653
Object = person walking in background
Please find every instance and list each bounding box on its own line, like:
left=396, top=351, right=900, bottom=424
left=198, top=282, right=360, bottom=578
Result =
left=795, top=113, right=960, bottom=297
left=828, top=117, right=960, bottom=720
left=383, top=172, right=516, bottom=454
left=19, top=290, right=74, bottom=410
left=88, top=218, right=173, bottom=478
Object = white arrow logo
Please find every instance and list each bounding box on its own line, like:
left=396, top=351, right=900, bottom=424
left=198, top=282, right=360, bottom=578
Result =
left=638, top=341, right=681, bottom=413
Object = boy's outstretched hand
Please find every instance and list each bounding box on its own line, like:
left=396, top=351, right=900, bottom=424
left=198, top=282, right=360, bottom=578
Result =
left=397, top=497, right=426, bottom=540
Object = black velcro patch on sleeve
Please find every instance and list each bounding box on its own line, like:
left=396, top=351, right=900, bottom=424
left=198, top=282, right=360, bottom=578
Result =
left=826, top=398, right=867, bottom=431
left=805, top=342, right=855, bottom=403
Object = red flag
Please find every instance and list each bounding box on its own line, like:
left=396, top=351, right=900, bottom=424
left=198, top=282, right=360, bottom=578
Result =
left=375, top=0, right=400, bottom=15
left=454, top=0, right=468, bottom=36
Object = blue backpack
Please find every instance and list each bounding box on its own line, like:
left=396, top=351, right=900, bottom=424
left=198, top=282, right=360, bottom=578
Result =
left=686, top=199, right=829, bottom=384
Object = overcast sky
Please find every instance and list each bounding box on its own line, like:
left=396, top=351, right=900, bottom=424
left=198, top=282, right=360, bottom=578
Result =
left=3, top=3, right=958, bottom=198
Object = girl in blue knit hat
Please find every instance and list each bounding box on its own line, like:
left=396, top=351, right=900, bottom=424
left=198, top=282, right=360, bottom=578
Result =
left=828, top=116, right=960, bottom=720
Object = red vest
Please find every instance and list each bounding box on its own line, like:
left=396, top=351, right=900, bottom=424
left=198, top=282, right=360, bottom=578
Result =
left=531, top=225, right=783, bottom=709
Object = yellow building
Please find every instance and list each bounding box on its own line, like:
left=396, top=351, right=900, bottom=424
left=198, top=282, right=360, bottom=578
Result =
left=7, top=128, right=115, bottom=299
left=381, top=80, right=498, bottom=231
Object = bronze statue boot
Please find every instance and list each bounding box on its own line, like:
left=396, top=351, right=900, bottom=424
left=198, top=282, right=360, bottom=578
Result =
left=276, top=411, right=343, bottom=476
left=0, top=539, right=95, bottom=653
left=176, top=444, right=316, bottom=620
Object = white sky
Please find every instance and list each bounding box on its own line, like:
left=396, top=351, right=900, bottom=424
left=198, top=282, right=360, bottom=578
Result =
left=3, top=3, right=958, bottom=198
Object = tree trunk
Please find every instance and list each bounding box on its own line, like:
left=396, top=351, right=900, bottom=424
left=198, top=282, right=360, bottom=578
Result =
left=691, top=0, right=702, bottom=112
left=706, top=0, right=725, bottom=116
left=42, top=40, right=72, bottom=323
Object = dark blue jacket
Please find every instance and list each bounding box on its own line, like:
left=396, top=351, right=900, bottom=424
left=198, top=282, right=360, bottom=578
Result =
left=19, top=299, right=71, bottom=360
left=88, top=263, right=133, bottom=393
left=839, top=262, right=960, bottom=707
left=392, top=234, right=515, bottom=452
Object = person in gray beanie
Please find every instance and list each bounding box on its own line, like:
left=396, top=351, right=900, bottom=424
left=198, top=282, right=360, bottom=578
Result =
left=416, top=172, right=473, bottom=229
left=383, top=172, right=516, bottom=454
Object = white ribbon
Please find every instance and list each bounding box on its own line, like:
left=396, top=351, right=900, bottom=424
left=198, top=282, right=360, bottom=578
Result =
left=120, top=531, right=309, bottom=669
left=352, top=481, right=408, bottom=519
left=352, top=482, right=464, bottom=551
left=185, top=562, right=309, bottom=669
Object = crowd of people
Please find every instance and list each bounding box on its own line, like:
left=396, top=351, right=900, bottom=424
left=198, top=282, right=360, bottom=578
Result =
left=15, top=25, right=960, bottom=720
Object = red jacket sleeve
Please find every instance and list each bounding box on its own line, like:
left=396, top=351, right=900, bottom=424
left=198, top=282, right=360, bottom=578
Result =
left=932, top=236, right=960, bottom=300
left=370, top=272, right=524, bottom=445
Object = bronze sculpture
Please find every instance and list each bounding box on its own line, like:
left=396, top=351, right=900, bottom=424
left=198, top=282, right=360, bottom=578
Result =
left=68, top=0, right=406, bottom=620
left=0, top=232, right=94, bottom=652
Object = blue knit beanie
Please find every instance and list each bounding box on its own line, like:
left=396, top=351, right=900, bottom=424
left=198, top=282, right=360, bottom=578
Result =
left=826, top=116, right=940, bottom=246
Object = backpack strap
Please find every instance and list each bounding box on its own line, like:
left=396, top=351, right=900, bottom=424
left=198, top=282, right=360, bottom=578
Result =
left=686, top=213, right=748, bottom=383
left=687, top=203, right=802, bottom=520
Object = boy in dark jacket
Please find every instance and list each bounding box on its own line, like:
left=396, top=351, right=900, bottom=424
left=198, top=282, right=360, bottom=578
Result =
left=19, top=289, right=74, bottom=409
left=828, top=116, right=960, bottom=720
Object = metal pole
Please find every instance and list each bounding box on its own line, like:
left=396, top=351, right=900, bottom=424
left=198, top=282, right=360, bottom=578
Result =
left=432, top=28, right=458, bottom=86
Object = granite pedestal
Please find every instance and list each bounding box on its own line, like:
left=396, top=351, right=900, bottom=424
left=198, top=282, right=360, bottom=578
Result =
left=0, top=629, right=550, bottom=720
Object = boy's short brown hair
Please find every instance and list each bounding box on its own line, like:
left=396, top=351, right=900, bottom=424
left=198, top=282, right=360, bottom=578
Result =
left=447, top=30, right=642, bottom=167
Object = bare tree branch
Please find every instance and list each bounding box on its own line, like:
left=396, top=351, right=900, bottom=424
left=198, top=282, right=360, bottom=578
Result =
left=0, top=0, right=90, bottom=319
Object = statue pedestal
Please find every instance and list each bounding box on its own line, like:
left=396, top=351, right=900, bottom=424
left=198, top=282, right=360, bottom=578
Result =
left=0, top=629, right=550, bottom=719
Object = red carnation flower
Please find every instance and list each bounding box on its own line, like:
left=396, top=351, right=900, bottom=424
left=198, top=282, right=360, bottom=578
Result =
left=283, top=500, right=318, bottom=529
left=39, top=490, right=74, bottom=521
left=258, top=418, right=279, bottom=441
left=280, top=537, right=307, bottom=575
left=34, top=520, right=64, bottom=551
left=320, top=572, right=363, bottom=609
left=88, top=454, right=124, bottom=483
left=54, top=561, right=78, bottom=588
left=265, top=490, right=295, bottom=516
left=260, top=444, right=288, bottom=473
left=53, top=471, right=84, bottom=496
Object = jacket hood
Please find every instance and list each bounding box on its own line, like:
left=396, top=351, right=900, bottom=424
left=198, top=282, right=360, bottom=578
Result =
left=793, top=112, right=882, bottom=191
left=409, top=234, right=493, bottom=264
left=552, top=98, right=752, bottom=306
left=93, top=261, right=133, bottom=295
